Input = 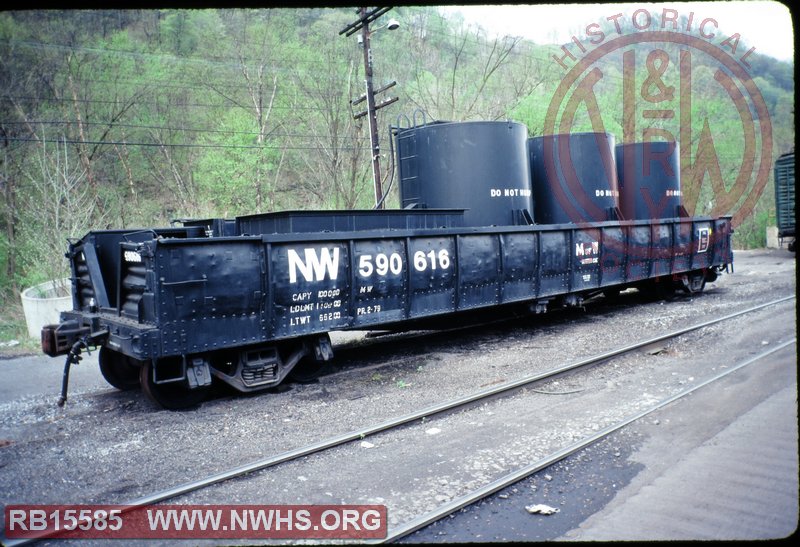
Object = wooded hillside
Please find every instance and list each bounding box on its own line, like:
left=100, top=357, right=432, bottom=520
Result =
left=0, top=7, right=794, bottom=315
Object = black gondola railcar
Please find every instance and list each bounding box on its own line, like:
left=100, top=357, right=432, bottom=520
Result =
left=42, top=120, right=733, bottom=408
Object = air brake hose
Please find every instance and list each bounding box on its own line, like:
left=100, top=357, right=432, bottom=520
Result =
left=57, top=337, right=90, bottom=407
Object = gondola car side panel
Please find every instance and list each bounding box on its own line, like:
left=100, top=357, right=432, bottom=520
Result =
left=571, top=227, right=602, bottom=291
left=408, top=236, right=457, bottom=318
left=599, top=226, right=626, bottom=287
left=539, top=230, right=569, bottom=296
left=270, top=242, right=351, bottom=338
left=500, top=232, right=538, bottom=303
left=457, top=234, right=502, bottom=310
left=157, top=239, right=266, bottom=356
left=352, top=238, right=408, bottom=326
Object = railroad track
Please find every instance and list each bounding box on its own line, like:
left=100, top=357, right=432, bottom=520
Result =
left=3, top=294, right=794, bottom=546
left=315, top=287, right=749, bottom=381
left=386, top=337, right=796, bottom=542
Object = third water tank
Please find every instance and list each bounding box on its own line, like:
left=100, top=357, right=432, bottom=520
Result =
left=615, top=141, right=683, bottom=220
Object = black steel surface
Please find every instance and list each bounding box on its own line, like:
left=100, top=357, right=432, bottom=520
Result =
left=528, top=132, right=620, bottom=224
left=75, top=216, right=732, bottom=364
left=236, top=209, right=465, bottom=235
left=396, top=121, right=533, bottom=227
left=616, top=141, right=682, bottom=220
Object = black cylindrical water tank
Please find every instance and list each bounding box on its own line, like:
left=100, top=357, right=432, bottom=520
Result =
left=395, top=121, right=533, bottom=227
left=528, top=132, right=619, bottom=224
left=615, top=141, right=682, bottom=220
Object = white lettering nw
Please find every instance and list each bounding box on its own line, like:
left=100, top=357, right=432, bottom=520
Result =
left=288, top=248, right=340, bottom=283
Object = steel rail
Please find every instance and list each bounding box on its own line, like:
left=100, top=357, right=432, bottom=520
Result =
left=3, top=295, right=794, bottom=546
left=124, top=295, right=797, bottom=505
left=382, top=337, right=797, bottom=543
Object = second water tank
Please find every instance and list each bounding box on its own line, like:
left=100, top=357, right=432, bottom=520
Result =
left=528, top=132, right=620, bottom=224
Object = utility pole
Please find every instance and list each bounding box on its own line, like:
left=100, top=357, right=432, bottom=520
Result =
left=339, top=7, right=399, bottom=209
left=361, top=8, right=383, bottom=208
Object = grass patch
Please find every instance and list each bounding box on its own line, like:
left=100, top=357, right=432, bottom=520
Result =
left=0, top=297, right=39, bottom=358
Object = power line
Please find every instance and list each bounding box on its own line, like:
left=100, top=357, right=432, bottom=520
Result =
left=72, top=74, right=357, bottom=93
left=10, top=80, right=363, bottom=103
left=6, top=136, right=376, bottom=151
left=0, top=120, right=375, bottom=142
left=0, top=95, right=363, bottom=112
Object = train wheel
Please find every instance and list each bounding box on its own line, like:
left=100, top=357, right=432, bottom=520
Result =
left=659, top=281, right=677, bottom=299
left=288, top=359, right=325, bottom=383
left=691, top=277, right=706, bottom=293
left=679, top=271, right=706, bottom=294
left=640, top=278, right=675, bottom=300
left=603, top=287, right=621, bottom=300
left=139, top=358, right=209, bottom=410
left=99, top=347, right=140, bottom=391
